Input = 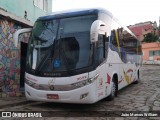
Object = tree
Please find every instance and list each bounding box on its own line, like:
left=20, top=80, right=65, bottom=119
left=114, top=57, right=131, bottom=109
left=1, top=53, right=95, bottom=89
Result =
left=143, top=33, right=158, bottom=43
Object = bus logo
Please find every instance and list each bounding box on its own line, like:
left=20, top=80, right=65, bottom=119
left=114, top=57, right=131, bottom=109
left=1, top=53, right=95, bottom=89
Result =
left=49, top=85, right=54, bottom=90
left=48, top=78, right=55, bottom=90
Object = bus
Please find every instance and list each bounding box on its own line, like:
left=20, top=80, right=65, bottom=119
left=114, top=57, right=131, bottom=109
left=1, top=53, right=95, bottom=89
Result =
left=13, top=8, right=142, bottom=104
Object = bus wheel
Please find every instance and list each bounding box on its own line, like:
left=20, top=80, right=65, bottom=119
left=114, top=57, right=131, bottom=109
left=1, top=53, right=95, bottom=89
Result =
left=133, top=71, right=139, bottom=84
left=107, top=80, right=116, bottom=101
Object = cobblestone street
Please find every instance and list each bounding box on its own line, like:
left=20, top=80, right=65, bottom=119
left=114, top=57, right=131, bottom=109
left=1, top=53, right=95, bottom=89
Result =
left=0, top=65, right=160, bottom=120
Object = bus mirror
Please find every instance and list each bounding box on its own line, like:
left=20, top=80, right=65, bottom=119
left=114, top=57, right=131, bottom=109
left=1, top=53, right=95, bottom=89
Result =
left=90, top=20, right=106, bottom=43
left=13, top=28, right=32, bottom=47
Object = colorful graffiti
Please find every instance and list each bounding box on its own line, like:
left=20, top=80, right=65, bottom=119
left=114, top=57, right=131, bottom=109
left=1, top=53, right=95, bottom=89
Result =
left=0, top=18, right=22, bottom=97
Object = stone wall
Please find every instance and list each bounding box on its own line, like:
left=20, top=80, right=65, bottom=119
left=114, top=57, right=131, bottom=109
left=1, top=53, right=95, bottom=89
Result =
left=0, top=18, right=23, bottom=97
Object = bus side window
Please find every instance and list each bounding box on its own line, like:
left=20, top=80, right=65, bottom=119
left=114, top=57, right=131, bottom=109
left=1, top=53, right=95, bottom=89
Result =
left=105, top=35, right=109, bottom=52
left=96, top=34, right=105, bottom=65
left=106, top=36, right=109, bottom=42
left=111, top=30, right=118, bottom=47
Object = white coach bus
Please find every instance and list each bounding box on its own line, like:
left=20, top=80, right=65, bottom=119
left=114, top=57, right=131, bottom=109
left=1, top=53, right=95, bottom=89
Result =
left=14, top=8, right=142, bottom=104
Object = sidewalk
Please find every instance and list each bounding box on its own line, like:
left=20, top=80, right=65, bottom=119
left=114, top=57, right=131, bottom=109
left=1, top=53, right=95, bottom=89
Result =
left=0, top=96, right=30, bottom=109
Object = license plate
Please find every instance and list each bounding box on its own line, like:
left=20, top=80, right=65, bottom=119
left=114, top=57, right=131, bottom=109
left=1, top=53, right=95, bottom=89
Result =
left=47, top=94, right=59, bottom=99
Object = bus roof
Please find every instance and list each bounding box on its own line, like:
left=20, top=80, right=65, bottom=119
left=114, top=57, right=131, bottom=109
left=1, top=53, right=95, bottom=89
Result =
left=37, top=8, right=113, bottom=21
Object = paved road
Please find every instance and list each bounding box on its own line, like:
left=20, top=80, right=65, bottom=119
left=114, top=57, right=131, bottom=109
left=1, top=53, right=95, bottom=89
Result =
left=1, top=65, right=160, bottom=120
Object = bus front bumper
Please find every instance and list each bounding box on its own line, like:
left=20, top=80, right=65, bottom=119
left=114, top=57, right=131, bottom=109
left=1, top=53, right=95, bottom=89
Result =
left=25, top=83, right=97, bottom=104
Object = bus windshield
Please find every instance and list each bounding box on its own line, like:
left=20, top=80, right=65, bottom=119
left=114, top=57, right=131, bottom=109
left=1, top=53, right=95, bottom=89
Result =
left=26, top=15, right=96, bottom=75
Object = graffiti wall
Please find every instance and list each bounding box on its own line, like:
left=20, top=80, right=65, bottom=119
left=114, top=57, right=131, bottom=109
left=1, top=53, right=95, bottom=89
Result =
left=0, top=18, right=22, bottom=97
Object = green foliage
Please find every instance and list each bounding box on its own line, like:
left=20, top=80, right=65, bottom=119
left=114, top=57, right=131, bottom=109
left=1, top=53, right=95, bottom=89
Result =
left=143, top=33, right=158, bottom=43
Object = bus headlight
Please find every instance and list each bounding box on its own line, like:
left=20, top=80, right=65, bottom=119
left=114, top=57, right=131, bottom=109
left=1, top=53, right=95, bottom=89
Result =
left=25, top=79, right=38, bottom=89
left=71, top=74, right=99, bottom=89
left=25, top=74, right=99, bottom=91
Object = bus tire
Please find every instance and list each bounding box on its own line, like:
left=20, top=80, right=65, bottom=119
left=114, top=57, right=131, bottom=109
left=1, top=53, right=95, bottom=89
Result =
left=107, top=79, right=116, bottom=101
left=133, top=71, right=139, bottom=84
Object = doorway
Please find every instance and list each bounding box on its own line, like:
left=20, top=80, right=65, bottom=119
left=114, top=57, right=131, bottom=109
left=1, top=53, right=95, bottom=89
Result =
left=20, top=42, right=28, bottom=91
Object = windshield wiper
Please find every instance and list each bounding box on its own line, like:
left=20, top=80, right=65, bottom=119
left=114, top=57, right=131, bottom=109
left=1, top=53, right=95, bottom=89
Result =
left=34, top=35, right=47, bottom=43
left=36, top=36, right=56, bottom=70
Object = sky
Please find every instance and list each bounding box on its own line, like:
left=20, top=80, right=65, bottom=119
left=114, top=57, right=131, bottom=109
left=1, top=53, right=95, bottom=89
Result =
left=52, top=0, right=160, bottom=26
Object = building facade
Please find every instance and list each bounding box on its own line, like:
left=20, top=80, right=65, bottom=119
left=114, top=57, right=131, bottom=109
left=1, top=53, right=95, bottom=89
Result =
left=128, top=21, right=158, bottom=42
left=0, top=0, right=52, bottom=97
left=142, top=42, right=160, bottom=62
left=0, top=0, right=52, bottom=23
